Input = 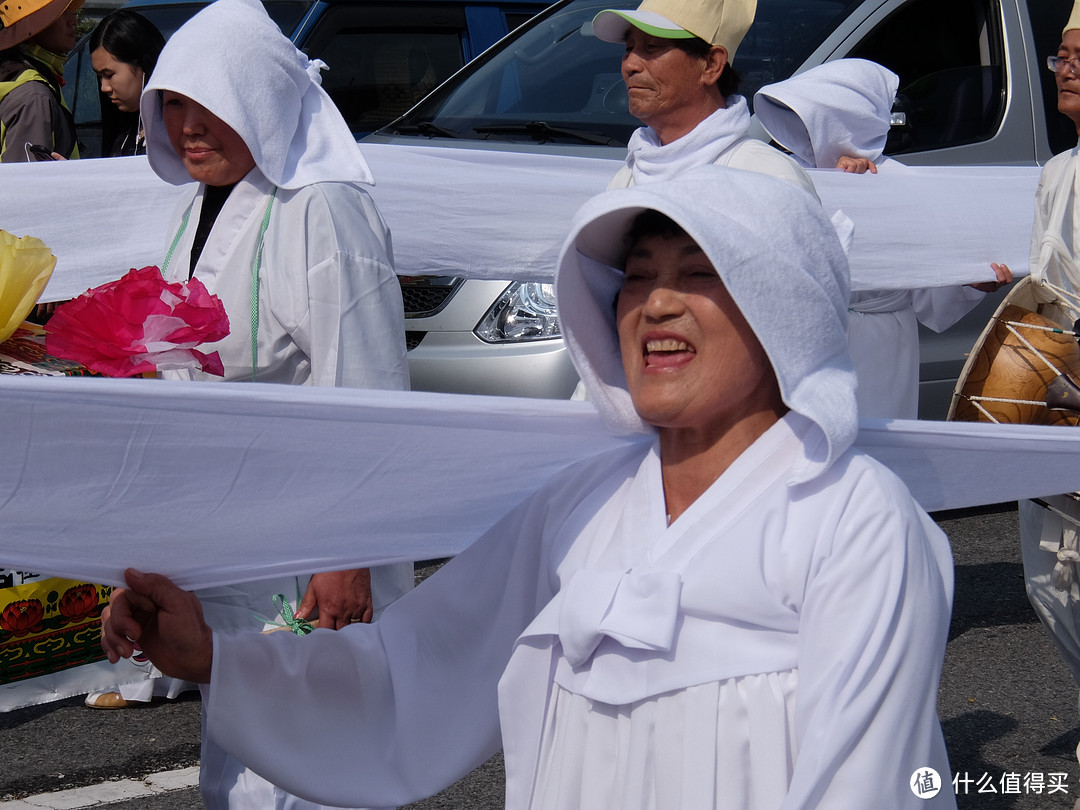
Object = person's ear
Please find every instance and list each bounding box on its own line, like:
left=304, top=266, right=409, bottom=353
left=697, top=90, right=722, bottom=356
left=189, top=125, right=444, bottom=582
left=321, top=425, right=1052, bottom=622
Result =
left=702, top=46, right=728, bottom=87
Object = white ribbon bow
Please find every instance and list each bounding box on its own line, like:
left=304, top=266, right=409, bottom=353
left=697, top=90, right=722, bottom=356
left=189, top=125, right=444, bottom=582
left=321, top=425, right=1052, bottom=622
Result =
left=557, top=568, right=682, bottom=667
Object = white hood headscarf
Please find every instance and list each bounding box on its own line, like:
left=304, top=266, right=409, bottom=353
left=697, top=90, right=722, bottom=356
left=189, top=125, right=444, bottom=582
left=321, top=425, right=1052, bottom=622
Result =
left=556, top=165, right=856, bottom=484
left=753, top=59, right=898, bottom=169
left=141, top=0, right=374, bottom=189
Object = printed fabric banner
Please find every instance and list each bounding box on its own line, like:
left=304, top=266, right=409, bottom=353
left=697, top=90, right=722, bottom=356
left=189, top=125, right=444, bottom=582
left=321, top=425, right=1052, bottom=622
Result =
left=0, top=572, right=110, bottom=685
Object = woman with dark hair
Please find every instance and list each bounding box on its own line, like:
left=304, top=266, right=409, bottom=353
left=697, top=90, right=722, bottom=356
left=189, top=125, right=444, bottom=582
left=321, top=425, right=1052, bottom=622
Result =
left=89, top=9, right=164, bottom=156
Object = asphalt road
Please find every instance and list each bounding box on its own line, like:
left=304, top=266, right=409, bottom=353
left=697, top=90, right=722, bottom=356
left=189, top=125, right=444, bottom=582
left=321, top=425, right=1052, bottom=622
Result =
left=2, top=504, right=1078, bottom=809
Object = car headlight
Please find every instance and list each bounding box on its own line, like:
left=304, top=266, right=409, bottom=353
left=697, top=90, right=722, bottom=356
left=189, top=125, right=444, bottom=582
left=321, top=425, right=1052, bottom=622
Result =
left=474, top=282, right=561, bottom=342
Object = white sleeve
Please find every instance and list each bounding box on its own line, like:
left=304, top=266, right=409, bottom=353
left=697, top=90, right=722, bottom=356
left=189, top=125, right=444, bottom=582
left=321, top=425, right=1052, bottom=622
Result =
left=205, top=488, right=559, bottom=807
left=783, top=462, right=956, bottom=809
left=295, top=184, right=410, bottom=391
left=911, top=284, right=984, bottom=333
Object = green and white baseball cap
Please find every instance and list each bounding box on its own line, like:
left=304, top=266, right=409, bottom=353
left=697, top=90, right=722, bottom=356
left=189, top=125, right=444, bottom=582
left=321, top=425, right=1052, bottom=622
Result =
left=592, top=0, right=757, bottom=57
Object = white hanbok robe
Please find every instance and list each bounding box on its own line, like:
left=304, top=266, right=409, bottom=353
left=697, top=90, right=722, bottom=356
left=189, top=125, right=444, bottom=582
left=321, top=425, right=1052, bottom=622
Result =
left=160, top=169, right=409, bottom=390
left=848, top=284, right=983, bottom=419
left=1017, top=145, right=1080, bottom=688
left=160, top=167, right=414, bottom=810
left=205, top=412, right=955, bottom=810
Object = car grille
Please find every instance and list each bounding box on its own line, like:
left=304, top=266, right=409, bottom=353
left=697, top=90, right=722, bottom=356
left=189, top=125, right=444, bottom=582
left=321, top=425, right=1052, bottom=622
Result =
left=398, top=276, right=462, bottom=317
left=405, top=331, right=426, bottom=350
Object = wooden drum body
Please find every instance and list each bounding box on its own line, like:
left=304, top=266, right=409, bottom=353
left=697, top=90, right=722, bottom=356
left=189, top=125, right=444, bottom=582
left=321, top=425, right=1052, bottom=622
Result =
left=948, top=276, right=1080, bottom=427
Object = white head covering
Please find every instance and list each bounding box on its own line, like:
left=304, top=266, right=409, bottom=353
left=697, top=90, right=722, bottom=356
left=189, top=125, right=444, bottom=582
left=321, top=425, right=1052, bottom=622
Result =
left=141, top=0, right=374, bottom=189
left=556, top=165, right=856, bottom=484
left=753, top=59, right=898, bottom=169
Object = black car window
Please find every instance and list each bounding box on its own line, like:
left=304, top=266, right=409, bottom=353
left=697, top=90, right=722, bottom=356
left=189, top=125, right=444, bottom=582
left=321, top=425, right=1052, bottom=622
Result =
left=301, top=5, right=468, bottom=134
left=847, top=0, right=1006, bottom=155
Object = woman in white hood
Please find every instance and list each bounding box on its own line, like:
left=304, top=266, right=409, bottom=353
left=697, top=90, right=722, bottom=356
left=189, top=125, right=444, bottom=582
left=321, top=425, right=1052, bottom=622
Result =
left=132, top=0, right=413, bottom=807
left=101, top=166, right=956, bottom=809
left=755, top=58, right=1010, bottom=418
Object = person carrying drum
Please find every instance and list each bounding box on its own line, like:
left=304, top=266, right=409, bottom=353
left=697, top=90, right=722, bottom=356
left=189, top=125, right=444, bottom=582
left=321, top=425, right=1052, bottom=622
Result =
left=988, top=0, right=1080, bottom=731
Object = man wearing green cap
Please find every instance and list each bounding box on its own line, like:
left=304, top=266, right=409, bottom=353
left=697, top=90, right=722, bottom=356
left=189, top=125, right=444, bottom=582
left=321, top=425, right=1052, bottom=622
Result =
left=591, top=0, right=814, bottom=192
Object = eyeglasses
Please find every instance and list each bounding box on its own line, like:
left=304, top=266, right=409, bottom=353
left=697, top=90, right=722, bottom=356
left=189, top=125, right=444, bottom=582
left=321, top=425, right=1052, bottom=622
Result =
left=1048, top=55, right=1080, bottom=76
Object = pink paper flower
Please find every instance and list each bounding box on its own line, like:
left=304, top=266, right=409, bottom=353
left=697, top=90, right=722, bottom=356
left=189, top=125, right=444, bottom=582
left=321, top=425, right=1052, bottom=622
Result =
left=45, top=267, right=230, bottom=377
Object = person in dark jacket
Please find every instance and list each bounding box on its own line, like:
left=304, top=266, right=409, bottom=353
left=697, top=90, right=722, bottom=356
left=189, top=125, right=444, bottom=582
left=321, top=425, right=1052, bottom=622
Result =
left=0, top=0, right=83, bottom=162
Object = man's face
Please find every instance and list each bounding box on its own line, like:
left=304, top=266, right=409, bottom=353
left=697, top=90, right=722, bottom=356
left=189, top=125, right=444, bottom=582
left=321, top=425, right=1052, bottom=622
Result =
left=621, top=28, right=717, bottom=136
left=1059, top=29, right=1080, bottom=131
left=616, top=231, right=781, bottom=434
left=30, top=7, right=77, bottom=55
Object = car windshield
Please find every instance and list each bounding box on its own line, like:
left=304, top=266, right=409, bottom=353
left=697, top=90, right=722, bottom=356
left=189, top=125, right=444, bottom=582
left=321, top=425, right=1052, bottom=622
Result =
left=385, top=0, right=862, bottom=145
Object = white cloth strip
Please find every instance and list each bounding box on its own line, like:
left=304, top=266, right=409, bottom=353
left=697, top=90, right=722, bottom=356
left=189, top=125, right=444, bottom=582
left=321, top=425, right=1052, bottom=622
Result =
left=2, top=376, right=1080, bottom=590
left=0, top=144, right=1037, bottom=302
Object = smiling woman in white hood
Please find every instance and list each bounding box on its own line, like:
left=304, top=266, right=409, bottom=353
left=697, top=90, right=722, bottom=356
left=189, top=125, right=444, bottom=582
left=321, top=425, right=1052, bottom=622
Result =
left=102, top=166, right=956, bottom=810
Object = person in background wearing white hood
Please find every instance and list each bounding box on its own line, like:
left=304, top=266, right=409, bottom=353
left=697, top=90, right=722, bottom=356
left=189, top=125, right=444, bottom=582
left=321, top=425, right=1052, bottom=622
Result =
left=102, top=0, right=413, bottom=807
left=100, top=166, right=956, bottom=810
left=591, top=0, right=814, bottom=195
left=753, top=59, right=1011, bottom=418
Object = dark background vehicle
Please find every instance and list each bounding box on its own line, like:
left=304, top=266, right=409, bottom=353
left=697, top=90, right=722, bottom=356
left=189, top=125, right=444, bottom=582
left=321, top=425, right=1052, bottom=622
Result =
left=64, top=0, right=549, bottom=157
left=370, top=0, right=1075, bottom=418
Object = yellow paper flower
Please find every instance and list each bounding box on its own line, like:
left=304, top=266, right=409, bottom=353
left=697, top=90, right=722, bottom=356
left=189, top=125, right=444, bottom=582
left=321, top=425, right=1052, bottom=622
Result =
left=0, top=231, right=56, bottom=344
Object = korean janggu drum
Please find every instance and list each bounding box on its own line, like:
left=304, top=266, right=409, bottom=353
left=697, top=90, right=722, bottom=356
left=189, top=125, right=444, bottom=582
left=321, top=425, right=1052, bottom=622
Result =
left=948, top=275, right=1080, bottom=427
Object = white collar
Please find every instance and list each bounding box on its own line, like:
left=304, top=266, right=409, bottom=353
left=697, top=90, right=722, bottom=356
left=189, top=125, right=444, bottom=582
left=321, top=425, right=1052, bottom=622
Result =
left=625, top=96, right=751, bottom=184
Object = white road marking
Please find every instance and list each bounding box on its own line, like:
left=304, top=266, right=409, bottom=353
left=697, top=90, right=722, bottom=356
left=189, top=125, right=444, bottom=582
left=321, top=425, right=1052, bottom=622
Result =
left=0, top=766, right=199, bottom=808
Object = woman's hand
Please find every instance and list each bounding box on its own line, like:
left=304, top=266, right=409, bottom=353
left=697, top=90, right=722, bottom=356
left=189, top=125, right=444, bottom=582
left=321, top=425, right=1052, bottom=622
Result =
left=101, top=568, right=214, bottom=683
left=969, top=262, right=1014, bottom=294
left=835, top=156, right=878, bottom=174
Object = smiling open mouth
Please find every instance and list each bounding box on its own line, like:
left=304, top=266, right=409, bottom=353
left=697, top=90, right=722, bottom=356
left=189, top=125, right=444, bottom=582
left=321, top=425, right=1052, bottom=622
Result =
left=644, top=338, right=695, bottom=368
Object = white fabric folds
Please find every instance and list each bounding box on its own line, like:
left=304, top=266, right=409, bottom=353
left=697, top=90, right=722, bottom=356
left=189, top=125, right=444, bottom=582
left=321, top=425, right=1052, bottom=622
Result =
left=0, top=146, right=1036, bottom=303
left=3, top=374, right=1080, bottom=589
left=623, top=97, right=751, bottom=183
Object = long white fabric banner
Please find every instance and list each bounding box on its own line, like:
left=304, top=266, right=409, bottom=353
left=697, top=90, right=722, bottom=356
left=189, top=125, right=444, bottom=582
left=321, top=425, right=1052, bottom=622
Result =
left=0, top=143, right=1038, bottom=301
left=0, top=375, right=1075, bottom=591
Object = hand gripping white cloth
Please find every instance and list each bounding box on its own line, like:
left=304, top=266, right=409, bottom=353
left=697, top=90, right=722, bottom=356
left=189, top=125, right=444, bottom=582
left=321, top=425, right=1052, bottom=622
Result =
left=556, top=165, right=856, bottom=484
left=141, top=0, right=374, bottom=189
